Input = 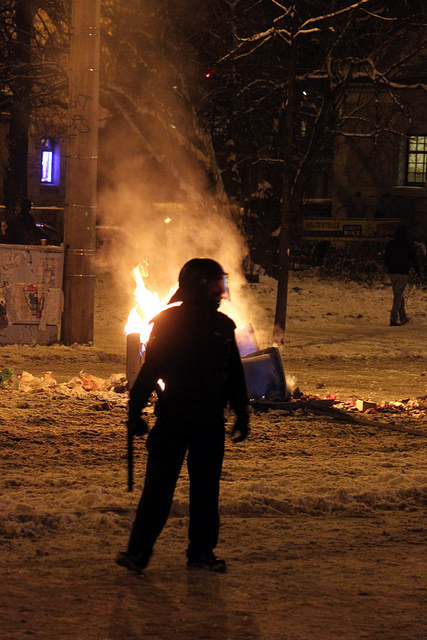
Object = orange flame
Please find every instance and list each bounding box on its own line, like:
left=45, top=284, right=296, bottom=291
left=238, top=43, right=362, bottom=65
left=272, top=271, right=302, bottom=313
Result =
left=124, top=262, right=255, bottom=355
left=124, top=262, right=177, bottom=344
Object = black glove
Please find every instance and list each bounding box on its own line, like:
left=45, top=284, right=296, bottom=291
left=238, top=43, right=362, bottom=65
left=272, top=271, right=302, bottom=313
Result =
left=231, top=415, right=249, bottom=443
left=127, top=416, right=149, bottom=437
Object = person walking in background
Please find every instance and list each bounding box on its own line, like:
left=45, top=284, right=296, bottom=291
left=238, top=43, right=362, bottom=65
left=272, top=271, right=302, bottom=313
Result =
left=384, top=225, right=421, bottom=326
left=116, top=258, right=249, bottom=574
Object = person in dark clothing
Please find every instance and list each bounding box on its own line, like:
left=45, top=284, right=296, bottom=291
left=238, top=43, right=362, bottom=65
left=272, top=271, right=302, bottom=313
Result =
left=384, top=225, right=421, bottom=326
left=116, top=258, right=249, bottom=574
left=7, top=199, right=40, bottom=245
left=0, top=214, right=12, bottom=243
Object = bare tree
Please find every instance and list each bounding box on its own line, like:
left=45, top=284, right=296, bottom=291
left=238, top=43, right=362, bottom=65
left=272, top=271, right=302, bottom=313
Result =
left=218, top=0, right=426, bottom=342
left=1, top=0, right=234, bottom=226
left=99, top=0, right=230, bottom=208
left=0, top=0, right=69, bottom=218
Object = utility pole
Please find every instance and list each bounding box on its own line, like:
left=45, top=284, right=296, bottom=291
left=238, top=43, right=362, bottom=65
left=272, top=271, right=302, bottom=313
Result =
left=62, top=0, right=100, bottom=344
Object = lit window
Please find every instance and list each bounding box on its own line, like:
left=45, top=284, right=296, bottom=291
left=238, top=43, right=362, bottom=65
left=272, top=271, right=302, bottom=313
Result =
left=406, top=135, right=427, bottom=185
left=300, top=120, right=307, bottom=138
left=41, top=152, right=53, bottom=182
left=40, top=138, right=60, bottom=185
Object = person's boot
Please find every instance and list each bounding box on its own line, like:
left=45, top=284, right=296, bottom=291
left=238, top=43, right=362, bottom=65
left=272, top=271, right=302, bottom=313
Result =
left=116, top=550, right=151, bottom=574
left=186, top=549, right=227, bottom=573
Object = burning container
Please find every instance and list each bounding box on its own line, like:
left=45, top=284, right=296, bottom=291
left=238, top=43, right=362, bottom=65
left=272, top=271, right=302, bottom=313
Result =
left=126, top=333, right=144, bottom=389
left=122, top=264, right=290, bottom=404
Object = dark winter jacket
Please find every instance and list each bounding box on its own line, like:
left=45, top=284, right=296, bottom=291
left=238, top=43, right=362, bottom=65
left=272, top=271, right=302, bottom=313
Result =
left=384, top=238, right=420, bottom=276
left=7, top=213, right=40, bottom=245
left=129, top=303, right=248, bottom=423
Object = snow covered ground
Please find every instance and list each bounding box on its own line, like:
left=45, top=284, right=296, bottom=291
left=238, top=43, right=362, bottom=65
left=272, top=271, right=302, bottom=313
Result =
left=1, top=268, right=426, bottom=640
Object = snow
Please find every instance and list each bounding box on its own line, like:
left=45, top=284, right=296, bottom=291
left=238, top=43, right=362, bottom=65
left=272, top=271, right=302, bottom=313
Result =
left=1, top=268, right=426, bottom=639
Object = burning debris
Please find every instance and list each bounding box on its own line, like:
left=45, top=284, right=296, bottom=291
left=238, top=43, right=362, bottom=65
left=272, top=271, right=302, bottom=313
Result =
left=114, top=261, right=427, bottom=434
left=1, top=364, right=426, bottom=437
left=123, top=260, right=293, bottom=406
left=334, top=396, right=427, bottom=420
left=355, top=399, right=377, bottom=412
left=251, top=392, right=427, bottom=437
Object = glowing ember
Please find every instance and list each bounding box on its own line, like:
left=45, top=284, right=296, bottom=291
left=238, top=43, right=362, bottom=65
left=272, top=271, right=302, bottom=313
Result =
left=124, top=262, right=177, bottom=345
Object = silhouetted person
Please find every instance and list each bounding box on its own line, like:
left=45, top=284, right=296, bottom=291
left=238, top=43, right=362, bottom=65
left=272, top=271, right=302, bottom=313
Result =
left=8, top=199, right=40, bottom=245
left=0, top=215, right=13, bottom=243
left=117, top=258, right=249, bottom=574
left=384, top=225, right=420, bottom=326
left=313, top=240, right=330, bottom=266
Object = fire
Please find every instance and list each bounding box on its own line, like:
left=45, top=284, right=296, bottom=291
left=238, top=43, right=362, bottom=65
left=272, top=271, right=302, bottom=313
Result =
left=124, top=262, right=177, bottom=345
left=124, top=261, right=255, bottom=356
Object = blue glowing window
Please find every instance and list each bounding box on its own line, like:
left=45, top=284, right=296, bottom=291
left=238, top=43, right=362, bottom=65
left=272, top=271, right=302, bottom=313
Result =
left=41, top=150, right=53, bottom=182
left=40, top=138, right=60, bottom=185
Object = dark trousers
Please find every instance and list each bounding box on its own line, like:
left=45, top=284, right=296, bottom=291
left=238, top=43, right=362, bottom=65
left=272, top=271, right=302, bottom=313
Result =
left=127, top=411, right=225, bottom=559
left=390, top=273, right=409, bottom=323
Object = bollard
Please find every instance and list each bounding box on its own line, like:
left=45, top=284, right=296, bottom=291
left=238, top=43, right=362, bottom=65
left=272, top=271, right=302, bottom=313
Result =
left=126, top=333, right=143, bottom=389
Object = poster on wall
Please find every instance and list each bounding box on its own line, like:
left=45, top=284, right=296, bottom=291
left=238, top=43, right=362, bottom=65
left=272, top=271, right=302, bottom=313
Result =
left=0, top=245, right=64, bottom=344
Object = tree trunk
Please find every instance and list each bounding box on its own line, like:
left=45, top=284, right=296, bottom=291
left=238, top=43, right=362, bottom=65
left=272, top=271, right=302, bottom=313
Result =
left=273, top=190, right=292, bottom=343
left=4, top=2, right=33, bottom=219
left=273, top=27, right=297, bottom=344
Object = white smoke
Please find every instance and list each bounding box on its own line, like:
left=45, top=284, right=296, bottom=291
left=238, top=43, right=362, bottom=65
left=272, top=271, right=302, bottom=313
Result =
left=95, top=139, right=270, bottom=339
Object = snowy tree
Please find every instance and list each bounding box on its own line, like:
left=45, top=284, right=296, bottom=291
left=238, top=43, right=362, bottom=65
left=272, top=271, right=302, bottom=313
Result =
left=1, top=0, right=235, bottom=230
left=211, top=0, right=426, bottom=341
left=0, top=0, right=69, bottom=217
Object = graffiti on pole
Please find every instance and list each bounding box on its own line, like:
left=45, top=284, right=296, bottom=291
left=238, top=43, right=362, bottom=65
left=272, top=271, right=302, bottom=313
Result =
left=67, top=93, right=93, bottom=139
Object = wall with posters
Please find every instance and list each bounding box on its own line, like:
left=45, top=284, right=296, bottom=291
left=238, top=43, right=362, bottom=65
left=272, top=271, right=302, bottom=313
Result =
left=0, top=244, right=64, bottom=344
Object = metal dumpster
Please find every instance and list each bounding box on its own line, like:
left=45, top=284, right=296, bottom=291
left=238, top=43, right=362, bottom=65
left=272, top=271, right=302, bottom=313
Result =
left=0, top=243, right=64, bottom=345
